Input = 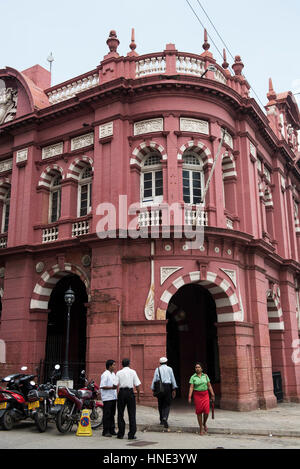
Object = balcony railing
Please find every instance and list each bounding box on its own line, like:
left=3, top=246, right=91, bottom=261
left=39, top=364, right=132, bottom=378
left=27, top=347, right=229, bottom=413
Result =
left=0, top=235, right=7, bottom=248
left=42, top=227, right=58, bottom=243
left=138, top=209, right=162, bottom=228
left=72, top=220, right=90, bottom=237
left=185, top=207, right=208, bottom=227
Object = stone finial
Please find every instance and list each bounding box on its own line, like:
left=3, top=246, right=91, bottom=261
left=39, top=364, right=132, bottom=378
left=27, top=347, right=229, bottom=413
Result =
left=267, top=78, right=277, bottom=103
left=130, top=28, right=137, bottom=52
left=222, top=49, right=229, bottom=70
left=202, top=29, right=210, bottom=51
left=232, top=55, right=244, bottom=76
left=106, top=30, right=120, bottom=54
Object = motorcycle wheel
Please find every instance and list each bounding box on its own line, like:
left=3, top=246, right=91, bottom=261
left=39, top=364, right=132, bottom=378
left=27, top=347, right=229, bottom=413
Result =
left=1, top=411, right=14, bottom=431
left=56, top=403, right=74, bottom=433
left=90, top=406, right=103, bottom=429
left=34, top=411, right=47, bottom=433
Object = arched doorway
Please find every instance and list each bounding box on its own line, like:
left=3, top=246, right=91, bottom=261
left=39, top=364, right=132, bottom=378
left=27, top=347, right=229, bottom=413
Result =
left=44, top=274, right=87, bottom=386
left=166, top=283, right=220, bottom=403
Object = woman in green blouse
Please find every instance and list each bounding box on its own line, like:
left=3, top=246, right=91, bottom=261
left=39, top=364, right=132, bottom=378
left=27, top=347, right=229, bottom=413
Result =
left=188, top=362, right=215, bottom=435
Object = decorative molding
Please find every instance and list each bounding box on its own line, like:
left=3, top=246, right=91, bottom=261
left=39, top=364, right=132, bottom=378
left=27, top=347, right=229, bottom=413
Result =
left=16, top=148, right=28, bottom=163
left=144, top=284, right=155, bottom=320
left=99, top=121, right=114, bottom=139
left=220, top=268, right=237, bottom=287
left=71, top=132, right=94, bottom=151
left=180, top=117, right=209, bottom=135
left=134, top=118, right=163, bottom=136
left=0, top=159, right=13, bottom=173
left=42, top=142, right=64, bottom=160
left=160, top=266, right=183, bottom=285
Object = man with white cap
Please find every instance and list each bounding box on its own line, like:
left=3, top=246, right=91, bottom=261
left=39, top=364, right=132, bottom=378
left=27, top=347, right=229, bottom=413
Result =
left=151, top=357, right=177, bottom=428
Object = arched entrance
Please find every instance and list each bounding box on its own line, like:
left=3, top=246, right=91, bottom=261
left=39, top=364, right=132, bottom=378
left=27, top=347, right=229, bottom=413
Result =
left=44, top=274, right=87, bottom=386
left=166, top=283, right=220, bottom=402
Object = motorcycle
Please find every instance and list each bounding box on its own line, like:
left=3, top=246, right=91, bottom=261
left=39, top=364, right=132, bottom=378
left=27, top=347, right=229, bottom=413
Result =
left=0, top=366, right=37, bottom=430
left=55, top=370, right=103, bottom=433
left=27, top=364, right=61, bottom=433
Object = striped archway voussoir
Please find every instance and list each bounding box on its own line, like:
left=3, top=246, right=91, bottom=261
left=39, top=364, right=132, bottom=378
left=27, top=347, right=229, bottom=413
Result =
left=130, top=141, right=167, bottom=168
left=157, top=270, right=242, bottom=323
left=38, top=164, right=64, bottom=189
left=267, top=291, right=284, bottom=331
left=177, top=140, right=213, bottom=168
left=30, top=263, right=90, bottom=311
left=67, top=156, right=94, bottom=181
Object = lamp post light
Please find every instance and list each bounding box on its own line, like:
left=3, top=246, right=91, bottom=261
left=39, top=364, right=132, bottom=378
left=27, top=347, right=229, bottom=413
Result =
left=200, top=65, right=217, bottom=79
left=61, top=286, right=75, bottom=381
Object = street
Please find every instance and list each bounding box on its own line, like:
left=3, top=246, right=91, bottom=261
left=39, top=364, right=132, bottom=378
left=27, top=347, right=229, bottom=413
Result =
left=1, top=420, right=299, bottom=450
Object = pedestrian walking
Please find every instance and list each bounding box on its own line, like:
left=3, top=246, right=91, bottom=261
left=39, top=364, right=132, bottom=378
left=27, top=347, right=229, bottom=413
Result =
left=100, top=359, right=118, bottom=437
left=188, top=362, right=215, bottom=435
left=151, top=357, right=177, bottom=428
left=116, top=358, right=141, bottom=440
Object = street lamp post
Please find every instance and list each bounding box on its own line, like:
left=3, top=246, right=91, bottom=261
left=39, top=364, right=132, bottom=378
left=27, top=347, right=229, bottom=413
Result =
left=61, top=286, right=75, bottom=381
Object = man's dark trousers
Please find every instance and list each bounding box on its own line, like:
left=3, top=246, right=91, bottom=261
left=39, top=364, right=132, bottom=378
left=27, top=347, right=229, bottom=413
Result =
left=102, top=399, right=117, bottom=435
left=117, top=388, right=136, bottom=438
left=157, top=383, right=172, bottom=422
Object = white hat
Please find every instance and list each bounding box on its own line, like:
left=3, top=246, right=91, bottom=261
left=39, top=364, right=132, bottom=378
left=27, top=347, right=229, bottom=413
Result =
left=160, top=357, right=168, bottom=364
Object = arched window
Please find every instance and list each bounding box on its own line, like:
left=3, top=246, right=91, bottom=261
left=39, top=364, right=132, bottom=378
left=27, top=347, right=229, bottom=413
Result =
left=49, top=173, right=62, bottom=223
left=1, top=188, right=10, bottom=233
left=182, top=153, right=204, bottom=204
left=141, top=153, right=163, bottom=206
left=78, top=165, right=92, bottom=217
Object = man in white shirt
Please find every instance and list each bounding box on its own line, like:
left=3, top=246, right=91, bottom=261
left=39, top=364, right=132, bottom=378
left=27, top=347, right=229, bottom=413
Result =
left=100, top=359, right=118, bottom=437
left=116, top=358, right=141, bottom=440
left=151, top=357, right=177, bottom=428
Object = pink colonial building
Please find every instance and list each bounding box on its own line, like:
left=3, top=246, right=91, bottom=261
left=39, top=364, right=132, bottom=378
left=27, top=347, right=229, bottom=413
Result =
left=0, top=29, right=299, bottom=411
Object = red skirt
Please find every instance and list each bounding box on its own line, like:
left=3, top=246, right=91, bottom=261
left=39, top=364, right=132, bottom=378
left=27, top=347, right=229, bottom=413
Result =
left=193, top=390, right=210, bottom=415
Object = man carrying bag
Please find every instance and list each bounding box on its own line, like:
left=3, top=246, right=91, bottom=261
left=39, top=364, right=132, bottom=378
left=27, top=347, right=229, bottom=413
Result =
left=151, top=357, right=177, bottom=428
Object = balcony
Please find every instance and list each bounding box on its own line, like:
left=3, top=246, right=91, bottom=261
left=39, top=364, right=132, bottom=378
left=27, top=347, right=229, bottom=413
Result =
left=0, top=234, right=7, bottom=248
left=72, top=220, right=90, bottom=237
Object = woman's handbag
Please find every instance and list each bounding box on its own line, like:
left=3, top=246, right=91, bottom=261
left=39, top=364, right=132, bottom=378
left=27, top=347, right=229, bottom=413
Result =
left=153, top=368, right=165, bottom=397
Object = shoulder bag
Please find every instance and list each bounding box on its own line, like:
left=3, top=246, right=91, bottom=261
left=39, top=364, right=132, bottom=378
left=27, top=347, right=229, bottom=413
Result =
left=153, top=367, right=165, bottom=397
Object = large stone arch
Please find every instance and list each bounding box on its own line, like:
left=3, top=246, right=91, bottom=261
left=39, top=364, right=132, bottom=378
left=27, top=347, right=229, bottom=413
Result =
left=157, top=269, right=242, bottom=323
left=30, top=262, right=90, bottom=311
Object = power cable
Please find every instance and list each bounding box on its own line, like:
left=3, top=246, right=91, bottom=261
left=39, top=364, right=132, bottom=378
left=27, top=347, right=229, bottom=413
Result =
left=185, top=0, right=266, bottom=109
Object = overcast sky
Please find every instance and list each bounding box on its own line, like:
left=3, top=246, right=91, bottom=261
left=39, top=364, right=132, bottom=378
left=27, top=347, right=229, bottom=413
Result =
left=1, top=0, right=300, bottom=109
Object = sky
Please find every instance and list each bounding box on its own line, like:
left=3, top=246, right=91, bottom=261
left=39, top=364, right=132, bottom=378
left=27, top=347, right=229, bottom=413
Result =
left=1, top=0, right=300, bottom=110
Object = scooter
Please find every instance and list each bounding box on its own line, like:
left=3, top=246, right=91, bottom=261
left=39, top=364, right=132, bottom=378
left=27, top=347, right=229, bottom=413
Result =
left=55, top=370, right=103, bottom=433
left=0, top=366, right=37, bottom=430
left=27, top=364, right=61, bottom=432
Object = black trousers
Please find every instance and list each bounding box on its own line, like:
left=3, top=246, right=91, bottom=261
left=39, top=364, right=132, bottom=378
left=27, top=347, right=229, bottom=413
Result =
left=117, top=388, right=136, bottom=438
left=102, top=399, right=117, bottom=435
left=157, top=383, right=172, bottom=422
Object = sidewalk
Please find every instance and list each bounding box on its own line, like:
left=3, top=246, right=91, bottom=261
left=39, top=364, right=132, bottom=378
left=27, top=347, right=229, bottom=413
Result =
left=135, top=402, right=300, bottom=438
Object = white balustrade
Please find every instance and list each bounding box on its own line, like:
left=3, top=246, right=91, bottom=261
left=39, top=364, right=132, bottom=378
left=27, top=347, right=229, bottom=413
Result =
left=185, top=208, right=208, bottom=227
left=138, top=210, right=162, bottom=228
left=47, top=74, right=99, bottom=105
left=0, top=236, right=7, bottom=248
left=72, top=220, right=90, bottom=237
left=42, top=227, right=58, bottom=243
left=136, top=56, right=166, bottom=77
left=176, top=56, right=206, bottom=76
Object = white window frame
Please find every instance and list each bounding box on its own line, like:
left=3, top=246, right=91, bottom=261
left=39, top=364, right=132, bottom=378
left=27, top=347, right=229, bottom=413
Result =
left=77, top=166, right=93, bottom=218
left=1, top=188, right=10, bottom=233
left=140, top=153, right=163, bottom=207
left=182, top=154, right=204, bottom=205
left=49, top=175, right=62, bottom=223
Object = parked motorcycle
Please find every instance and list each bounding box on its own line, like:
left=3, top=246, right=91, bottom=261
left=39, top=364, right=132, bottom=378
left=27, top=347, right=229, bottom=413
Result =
left=27, top=364, right=61, bottom=432
left=0, top=366, right=37, bottom=430
left=55, top=370, right=103, bottom=433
